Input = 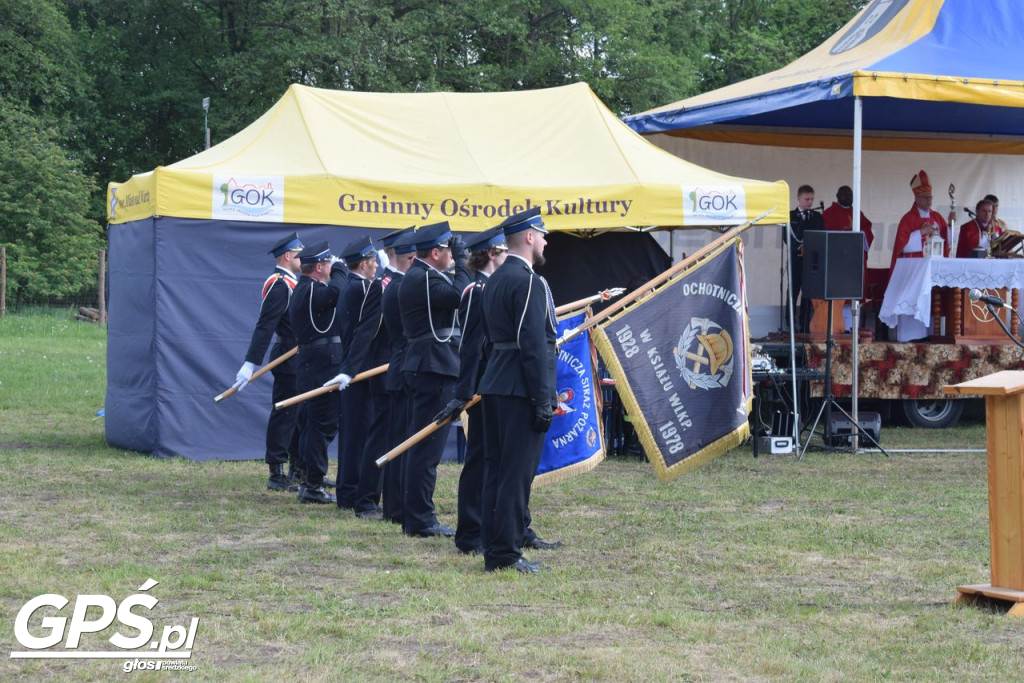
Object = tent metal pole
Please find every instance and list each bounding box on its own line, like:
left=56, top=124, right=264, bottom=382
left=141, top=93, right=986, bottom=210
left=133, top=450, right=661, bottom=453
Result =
left=786, top=222, right=801, bottom=454
left=851, top=96, right=863, bottom=450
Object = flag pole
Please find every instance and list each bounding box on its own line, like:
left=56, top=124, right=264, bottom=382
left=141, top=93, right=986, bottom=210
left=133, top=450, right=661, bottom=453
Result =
left=554, top=288, right=626, bottom=316
left=556, top=210, right=774, bottom=346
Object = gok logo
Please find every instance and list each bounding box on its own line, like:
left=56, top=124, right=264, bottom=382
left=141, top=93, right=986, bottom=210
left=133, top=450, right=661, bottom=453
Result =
left=212, top=174, right=284, bottom=222
left=10, top=579, right=199, bottom=672
left=683, top=186, right=746, bottom=225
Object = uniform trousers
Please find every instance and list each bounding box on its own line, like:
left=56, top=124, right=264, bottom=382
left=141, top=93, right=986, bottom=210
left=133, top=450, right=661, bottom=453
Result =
left=336, top=383, right=369, bottom=508
left=383, top=390, right=409, bottom=523
left=481, top=394, right=546, bottom=570
left=352, top=388, right=392, bottom=514
left=401, top=370, right=455, bottom=534
left=267, top=370, right=300, bottom=469
left=296, top=347, right=341, bottom=487
left=454, top=400, right=485, bottom=552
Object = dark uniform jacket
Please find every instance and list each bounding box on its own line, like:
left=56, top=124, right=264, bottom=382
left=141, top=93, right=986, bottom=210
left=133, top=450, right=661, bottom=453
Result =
left=290, top=274, right=345, bottom=371
left=330, top=264, right=370, bottom=349
left=244, top=266, right=298, bottom=374
left=789, top=207, right=823, bottom=269
left=341, top=269, right=394, bottom=387
left=336, top=270, right=374, bottom=372
left=399, top=259, right=470, bottom=378
left=381, top=268, right=407, bottom=392
left=454, top=271, right=490, bottom=402
left=478, top=254, right=557, bottom=406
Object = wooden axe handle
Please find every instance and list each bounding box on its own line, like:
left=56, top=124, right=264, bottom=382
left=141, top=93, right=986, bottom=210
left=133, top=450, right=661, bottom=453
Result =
left=375, top=395, right=482, bottom=468
left=214, top=347, right=298, bottom=402
left=273, top=363, right=388, bottom=411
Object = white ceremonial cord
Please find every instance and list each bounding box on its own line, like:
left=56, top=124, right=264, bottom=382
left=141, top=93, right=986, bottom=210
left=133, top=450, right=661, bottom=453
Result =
left=459, top=286, right=475, bottom=352
left=309, top=281, right=337, bottom=335
left=426, top=270, right=457, bottom=343
left=357, top=279, right=371, bottom=323
left=540, top=276, right=557, bottom=333
left=516, top=273, right=534, bottom=349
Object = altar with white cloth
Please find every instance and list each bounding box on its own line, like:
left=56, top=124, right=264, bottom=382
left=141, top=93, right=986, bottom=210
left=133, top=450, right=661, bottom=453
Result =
left=879, top=258, right=1024, bottom=342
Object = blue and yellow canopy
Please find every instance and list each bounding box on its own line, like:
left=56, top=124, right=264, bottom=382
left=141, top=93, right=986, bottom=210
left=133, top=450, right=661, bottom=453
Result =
left=626, top=0, right=1024, bottom=153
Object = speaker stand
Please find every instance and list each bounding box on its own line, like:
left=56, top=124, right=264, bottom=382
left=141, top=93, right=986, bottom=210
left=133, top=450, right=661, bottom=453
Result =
left=798, top=300, right=889, bottom=460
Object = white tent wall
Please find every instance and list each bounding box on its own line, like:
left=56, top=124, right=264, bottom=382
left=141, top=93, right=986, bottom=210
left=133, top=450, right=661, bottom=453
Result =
left=647, top=133, right=1024, bottom=337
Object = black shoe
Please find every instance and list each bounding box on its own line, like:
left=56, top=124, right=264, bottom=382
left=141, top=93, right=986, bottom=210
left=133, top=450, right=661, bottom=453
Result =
left=457, top=545, right=483, bottom=555
left=406, top=523, right=455, bottom=538
left=322, top=477, right=336, bottom=489
left=524, top=537, right=563, bottom=550
left=383, top=515, right=402, bottom=525
left=487, top=558, right=549, bottom=573
left=299, top=485, right=336, bottom=504
left=355, top=508, right=383, bottom=520
left=267, top=473, right=297, bottom=492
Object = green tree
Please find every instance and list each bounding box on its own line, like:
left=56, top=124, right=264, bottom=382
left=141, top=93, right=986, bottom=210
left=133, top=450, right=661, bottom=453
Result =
left=700, top=0, right=867, bottom=90
left=0, top=101, right=101, bottom=303
left=0, top=0, right=102, bottom=303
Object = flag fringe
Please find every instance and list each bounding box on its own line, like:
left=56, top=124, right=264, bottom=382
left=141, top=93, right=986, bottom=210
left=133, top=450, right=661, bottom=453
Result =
left=533, top=449, right=605, bottom=488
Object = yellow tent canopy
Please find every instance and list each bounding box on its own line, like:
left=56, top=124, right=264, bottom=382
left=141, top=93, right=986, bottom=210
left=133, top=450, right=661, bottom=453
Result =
left=108, top=82, right=788, bottom=230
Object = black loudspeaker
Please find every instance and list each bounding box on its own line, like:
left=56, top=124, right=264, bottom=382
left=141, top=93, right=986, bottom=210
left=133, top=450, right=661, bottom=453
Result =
left=802, top=230, right=865, bottom=300
left=827, top=411, right=882, bottom=447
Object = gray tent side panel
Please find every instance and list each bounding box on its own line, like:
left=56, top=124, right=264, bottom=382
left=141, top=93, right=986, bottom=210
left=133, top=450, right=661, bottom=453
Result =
left=105, top=218, right=159, bottom=453
left=145, top=217, right=379, bottom=460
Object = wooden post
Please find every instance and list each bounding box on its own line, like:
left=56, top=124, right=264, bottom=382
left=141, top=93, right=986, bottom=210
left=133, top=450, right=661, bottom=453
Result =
left=1, top=245, right=6, bottom=318
left=98, top=250, right=107, bottom=325
left=945, top=371, right=1024, bottom=617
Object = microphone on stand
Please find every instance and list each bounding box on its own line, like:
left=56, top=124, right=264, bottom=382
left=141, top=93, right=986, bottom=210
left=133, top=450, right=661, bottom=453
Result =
left=969, top=288, right=1012, bottom=310
left=810, top=201, right=825, bottom=213
left=964, top=207, right=977, bottom=219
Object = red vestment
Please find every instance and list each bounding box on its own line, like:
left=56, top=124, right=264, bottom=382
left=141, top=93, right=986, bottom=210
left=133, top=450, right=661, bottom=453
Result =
left=890, top=204, right=950, bottom=271
left=822, top=202, right=874, bottom=247
left=955, top=219, right=1001, bottom=258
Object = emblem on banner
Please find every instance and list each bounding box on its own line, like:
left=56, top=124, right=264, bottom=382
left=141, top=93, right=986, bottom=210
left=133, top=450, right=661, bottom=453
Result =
left=553, top=388, right=576, bottom=416
left=674, top=317, right=734, bottom=390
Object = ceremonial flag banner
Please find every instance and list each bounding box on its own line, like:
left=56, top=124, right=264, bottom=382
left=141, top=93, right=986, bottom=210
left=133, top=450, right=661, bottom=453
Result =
left=593, top=239, right=752, bottom=481
left=535, top=312, right=605, bottom=487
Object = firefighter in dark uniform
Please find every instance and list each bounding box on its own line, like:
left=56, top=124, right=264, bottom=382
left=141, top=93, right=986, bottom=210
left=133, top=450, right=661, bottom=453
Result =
left=289, top=242, right=343, bottom=504
left=432, top=226, right=507, bottom=552
left=345, top=227, right=412, bottom=520
left=232, top=232, right=304, bottom=491
left=478, top=208, right=557, bottom=573
left=397, top=221, right=471, bottom=537
left=379, top=229, right=419, bottom=525
left=328, top=236, right=378, bottom=509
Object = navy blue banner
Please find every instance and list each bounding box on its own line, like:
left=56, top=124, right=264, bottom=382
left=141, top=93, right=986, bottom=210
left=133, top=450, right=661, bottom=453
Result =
left=593, top=240, right=751, bottom=481
left=535, top=312, right=604, bottom=486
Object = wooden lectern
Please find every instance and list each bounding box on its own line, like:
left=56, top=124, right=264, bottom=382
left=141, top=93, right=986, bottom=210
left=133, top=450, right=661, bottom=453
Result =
left=945, top=371, right=1024, bottom=616
left=934, top=287, right=1018, bottom=344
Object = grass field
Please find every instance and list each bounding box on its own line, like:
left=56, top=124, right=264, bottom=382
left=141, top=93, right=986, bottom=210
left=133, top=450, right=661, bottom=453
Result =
left=2, top=310, right=1021, bottom=681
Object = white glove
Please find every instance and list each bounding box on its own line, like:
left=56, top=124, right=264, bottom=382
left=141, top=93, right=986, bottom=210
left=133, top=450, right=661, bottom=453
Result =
left=232, top=361, right=257, bottom=391
left=377, top=248, right=390, bottom=271
left=330, top=255, right=342, bottom=266
left=322, top=373, right=352, bottom=391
